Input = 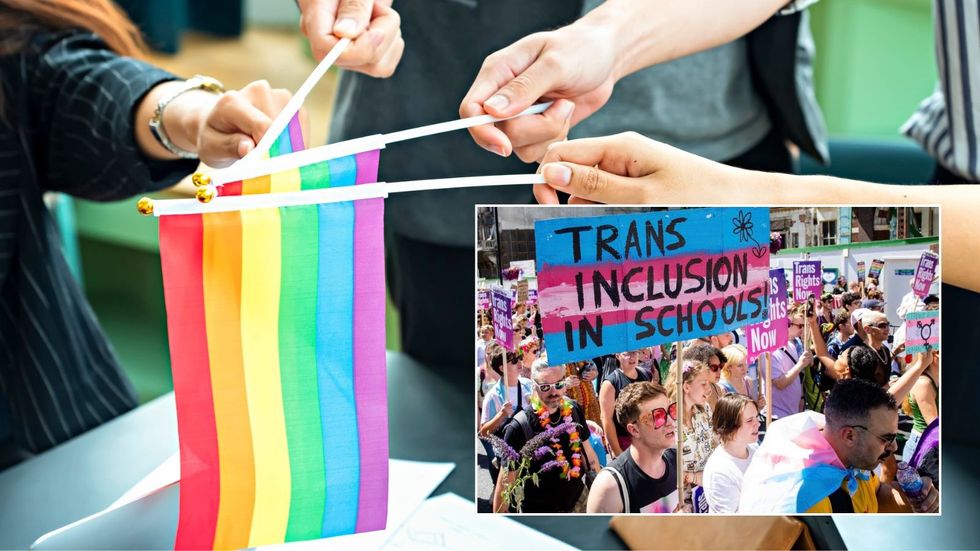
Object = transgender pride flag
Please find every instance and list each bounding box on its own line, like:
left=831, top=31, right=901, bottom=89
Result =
left=739, top=411, right=853, bottom=513
left=158, top=116, right=387, bottom=549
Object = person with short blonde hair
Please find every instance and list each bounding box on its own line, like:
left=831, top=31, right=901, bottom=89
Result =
left=719, top=344, right=766, bottom=410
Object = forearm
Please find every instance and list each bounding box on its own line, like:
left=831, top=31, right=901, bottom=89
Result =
left=888, top=360, right=927, bottom=401
left=581, top=0, right=789, bottom=80
left=478, top=409, right=508, bottom=437
left=772, top=363, right=803, bottom=389
left=492, top=473, right=514, bottom=513
left=746, top=172, right=975, bottom=292
left=602, top=416, right=622, bottom=456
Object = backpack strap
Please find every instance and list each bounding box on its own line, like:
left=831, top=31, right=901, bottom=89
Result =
left=603, top=465, right=630, bottom=513
left=513, top=409, right=535, bottom=443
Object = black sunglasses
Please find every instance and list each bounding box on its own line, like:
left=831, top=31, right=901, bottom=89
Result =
left=847, top=424, right=897, bottom=445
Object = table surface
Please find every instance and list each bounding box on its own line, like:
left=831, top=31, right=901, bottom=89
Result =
left=1, top=352, right=976, bottom=550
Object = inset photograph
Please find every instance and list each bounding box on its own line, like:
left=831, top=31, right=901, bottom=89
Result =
left=476, top=206, right=940, bottom=515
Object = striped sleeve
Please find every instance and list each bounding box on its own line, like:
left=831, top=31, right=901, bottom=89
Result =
left=29, top=32, right=197, bottom=200
left=779, top=0, right=819, bottom=16
left=902, top=0, right=980, bottom=181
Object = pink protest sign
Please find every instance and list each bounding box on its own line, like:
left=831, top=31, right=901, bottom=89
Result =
left=905, top=310, right=939, bottom=353
left=912, top=251, right=938, bottom=298
left=746, top=269, right=790, bottom=363
left=793, top=260, right=822, bottom=301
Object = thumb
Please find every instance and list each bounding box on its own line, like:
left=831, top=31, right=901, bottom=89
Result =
left=198, top=131, right=254, bottom=169
left=540, top=162, right=651, bottom=204
left=333, top=0, right=373, bottom=37
left=483, top=57, right=560, bottom=118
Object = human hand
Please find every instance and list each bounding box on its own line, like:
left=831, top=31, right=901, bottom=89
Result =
left=916, top=477, right=939, bottom=513
left=501, top=401, right=514, bottom=418
left=298, top=0, right=403, bottom=78
left=798, top=349, right=814, bottom=368
left=459, top=20, right=620, bottom=162
left=191, top=80, right=304, bottom=168
left=582, top=368, right=598, bottom=383
left=536, top=132, right=739, bottom=204
left=565, top=375, right=581, bottom=389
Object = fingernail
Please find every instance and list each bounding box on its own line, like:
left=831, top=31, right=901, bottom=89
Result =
left=484, top=144, right=506, bottom=157
left=239, top=139, right=253, bottom=157
left=485, top=94, right=509, bottom=112
left=560, top=101, right=575, bottom=121
left=334, top=18, right=356, bottom=36
left=544, top=163, right=571, bottom=186
left=371, top=29, right=385, bottom=47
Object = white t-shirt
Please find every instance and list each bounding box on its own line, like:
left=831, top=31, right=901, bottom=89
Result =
left=702, top=442, right=759, bottom=513
left=479, top=378, right=533, bottom=425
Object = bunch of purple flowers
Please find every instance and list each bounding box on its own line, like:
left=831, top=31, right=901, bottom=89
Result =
left=481, top=420, right=577, bottom=512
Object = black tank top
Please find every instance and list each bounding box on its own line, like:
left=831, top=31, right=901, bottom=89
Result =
left=604, top=448, right=678, bottom=513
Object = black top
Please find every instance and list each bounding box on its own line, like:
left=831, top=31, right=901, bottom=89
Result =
left=604, top=448, right=678, bottom=513
left=501, top=399, right=588, bottom=513
left=604, top=368, right=652, bottom=437
left=328, top=0, right=583, bottom=246
left=0, top=29, right=196, bottom=454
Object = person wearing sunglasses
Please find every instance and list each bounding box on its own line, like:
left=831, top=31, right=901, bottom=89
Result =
left=741, top=378, right=938, bottom=513
left=479, top=348, right=532, bottom=440
left=519, top=336, right=541, bottom=379
left=493, top=359, right=600, bottom=513
left=587, top=382, right=680, bottom=513
left=665, top=360, right=718, bottom=509
left=841, top=291, right=864, bottom=315
left=703, top=394, right=762, bottom=513
left=599, top=349, right=654, bottom=459
left=684, top=342, right=728, bottom=411
left=836, top=310, right=893, bottom=384
left=769, top=304, right=814, bottom=419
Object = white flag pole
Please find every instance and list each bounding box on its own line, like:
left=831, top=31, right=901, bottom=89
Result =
left=143, top=174, right=547, bottom=217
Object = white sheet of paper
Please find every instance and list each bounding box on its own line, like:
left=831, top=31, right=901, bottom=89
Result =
left=381, top=493, right=576, bottom=550
left=263, top=460, right=456, bottom=551
left=33, top=457, right=454, bottom=550
left=110, top=452, right=180, bottom=508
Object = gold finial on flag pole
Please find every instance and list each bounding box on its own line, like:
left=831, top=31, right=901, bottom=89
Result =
left=136, top=197, right=154, bottom=216
left=191, top=172, right=212, bottom=188
left=196, top=185, right=216, bottom=203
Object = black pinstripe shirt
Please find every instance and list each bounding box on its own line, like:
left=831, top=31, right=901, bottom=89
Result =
left=0, top=30, right=195, bottom=455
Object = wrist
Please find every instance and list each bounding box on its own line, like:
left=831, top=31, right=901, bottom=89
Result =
left=148, top=75, right=224, bottom=159
left=162, top=88, right=220, bottom=154
left=571, top=4, right=632, bottom=82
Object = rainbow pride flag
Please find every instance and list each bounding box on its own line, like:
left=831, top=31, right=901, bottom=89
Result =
left=158, top=116, right=388, bottom=549
left=738, top=411, right=856, bottom=513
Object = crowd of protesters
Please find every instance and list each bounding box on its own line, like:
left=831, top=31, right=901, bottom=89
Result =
left=476, top=272, right=940, bottom=514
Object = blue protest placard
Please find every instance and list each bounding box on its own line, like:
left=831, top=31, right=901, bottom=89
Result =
left=535, top=208, right=770, bottom=364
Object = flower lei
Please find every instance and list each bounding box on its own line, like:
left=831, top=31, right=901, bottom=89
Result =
left=530, top=395, right=582, bottom=479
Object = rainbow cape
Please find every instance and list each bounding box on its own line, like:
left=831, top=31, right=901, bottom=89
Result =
left=738, top=411, right=856, bottom=513
left=158, top=115, right=388, bottom=549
